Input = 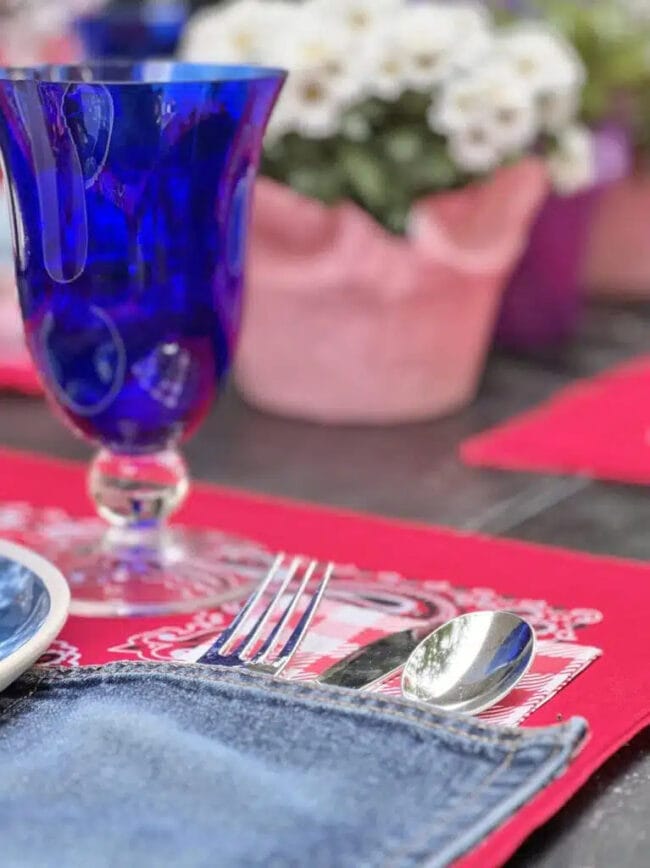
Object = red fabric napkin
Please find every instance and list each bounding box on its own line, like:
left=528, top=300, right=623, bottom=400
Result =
left=461, top=355, right=650, bottom=484
left=0, top=357, right=41, bottom=395
left=1, top=447, right=650, bottom=867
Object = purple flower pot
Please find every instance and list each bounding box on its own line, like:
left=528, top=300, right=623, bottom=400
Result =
left=494, top=188, right=600, bottom=352
left=494, top=123, right=632, bottom=353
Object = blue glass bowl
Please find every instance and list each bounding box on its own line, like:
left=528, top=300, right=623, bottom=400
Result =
left=75, top=3, right=188, bottom=60
left=0, top=62, right=284, bottom=615
left=0, top=61, right=283, bottom=455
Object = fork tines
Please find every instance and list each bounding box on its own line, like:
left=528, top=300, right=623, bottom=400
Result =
left=199, top=553, right=334, bottom=675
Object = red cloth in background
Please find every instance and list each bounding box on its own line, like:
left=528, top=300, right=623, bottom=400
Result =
left=0, top=359, right=41, bottom=395
left=0, top=447, right=649, bottom=866
left=461, top=355, right=650, bottom=484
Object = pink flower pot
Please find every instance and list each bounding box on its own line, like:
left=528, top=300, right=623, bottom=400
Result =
left=236, top=159, right=548, bottom=424
left=583, top=172, right=650, bottom=299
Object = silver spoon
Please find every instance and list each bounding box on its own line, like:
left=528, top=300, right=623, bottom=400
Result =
left=401, top=610, right=535, bottom=715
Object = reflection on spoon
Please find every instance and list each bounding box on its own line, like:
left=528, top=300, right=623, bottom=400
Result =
left=401, top=610, right=535, bottom=715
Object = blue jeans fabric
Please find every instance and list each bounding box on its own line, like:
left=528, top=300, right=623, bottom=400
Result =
left=0, top=663, right=586, bottom=868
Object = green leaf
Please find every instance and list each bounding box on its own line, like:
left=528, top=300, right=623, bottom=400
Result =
left=339, top=142, right=390, bottom=213
left=381, top=127, right=423, bottom=163
left=287, top=166, right=345, bottom=205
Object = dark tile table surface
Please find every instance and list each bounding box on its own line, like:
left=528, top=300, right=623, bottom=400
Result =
left=1, top=300, right=649, bottom=866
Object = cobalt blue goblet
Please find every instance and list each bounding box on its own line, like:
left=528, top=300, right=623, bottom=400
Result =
left=75, top=2, right=188, bottom=60
left=0, top=62, right=284, bottom=615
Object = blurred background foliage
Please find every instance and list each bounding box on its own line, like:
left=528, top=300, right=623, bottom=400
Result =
left=492, top=0, right=650, bottom=156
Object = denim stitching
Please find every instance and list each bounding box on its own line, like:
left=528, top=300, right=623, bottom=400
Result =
left=418, top=743, right=564, bottom=868
left=33, top=662, right=572, bottom=748
left=36, top=665, right=518, bottom=748
left=31, top=663, right=572, bottom=752
left=0, top=672, right=45, bottom=726
left=384, top=746, right=518, bottom=867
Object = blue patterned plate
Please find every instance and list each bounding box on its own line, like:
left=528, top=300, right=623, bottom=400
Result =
left=0, top=540, right=69, bottom=692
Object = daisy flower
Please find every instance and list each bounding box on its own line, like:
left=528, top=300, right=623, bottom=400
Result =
left=392, top=3, right=459, bottom=91
left=305, top=0, right=404, bottom=38
left=267, top=64, right=349, bottom=141
left=355, top=22, right=410, bottom=101
left=547, top=124, right=596, bottom=194
left=181, top=0, right=293, bottom=65
left=431, top=56, right=537, bottom=152
left=448, top=125, right=501, bottom=174
left=498, top=23, right=585, bottom=94
left=278, top=13, right=360, bottom=103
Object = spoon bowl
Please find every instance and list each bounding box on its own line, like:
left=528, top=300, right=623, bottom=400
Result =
left=401, top=610, right=535, bottom=715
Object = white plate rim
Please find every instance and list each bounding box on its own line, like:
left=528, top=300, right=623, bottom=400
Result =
left=0, top=539, right=70, bottom=692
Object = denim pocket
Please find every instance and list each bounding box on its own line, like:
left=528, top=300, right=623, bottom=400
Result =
left=0, top=663, right=586, bottom=868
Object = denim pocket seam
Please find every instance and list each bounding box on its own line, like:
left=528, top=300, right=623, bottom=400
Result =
left=37, top=664, right=513, bottom=747
left=407, top=740, right=563, bottom=868
left=0, top=671, right=45, bottom=726
left=32, top=662, right=569, bottom=751
left=380, top=742, right=518, bottom=868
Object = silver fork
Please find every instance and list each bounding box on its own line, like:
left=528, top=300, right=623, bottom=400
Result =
left=198, top=553, right=334, bottom=675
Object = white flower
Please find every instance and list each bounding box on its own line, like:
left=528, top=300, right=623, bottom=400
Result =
left=482, top=59, right=538, bottom=152
left=267, top=65, right=347, bottom=141
left=180, top=0, right=293, bottom=65
left=452, top=28, right=493, bottom=74
left=355, top=22, right=410, bottom=101
left=393, top=4, right=459, bottom=91
left=444, top=2, right=493, bottom=71
left=537, top=89, right=581, bottom=134
left=278, top=15, right=361, bottom=103
left=547, top=125, right=596, bottom=195
left=445, top=1, right=491, bottom=35
left=430, top=57, right=537, bottom=158
left=448, top=125, right=501, bottom=174
left=430, top=76, right=488, bottom=135
left=497, top=19, right=586, bottom=135
left=497, top=23, right=586, bottom=95
left=305, top=0, right=404, bottom=37
left=264, top=5, right=368, bottom=141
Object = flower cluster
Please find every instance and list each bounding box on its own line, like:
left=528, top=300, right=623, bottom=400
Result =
left=182, top=0, right=591, bottom=231
left=495, top=0, right=650, bottom=155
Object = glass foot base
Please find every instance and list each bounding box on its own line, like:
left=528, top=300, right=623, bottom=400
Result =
left=44, top=524, right=273, bottom=618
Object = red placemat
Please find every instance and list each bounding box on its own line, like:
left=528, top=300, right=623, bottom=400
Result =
left=16, top=500, right=598, bottom=728
left=461, top=355, right=650, bottom=484
left=1, top=447, right=649, bottom=867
